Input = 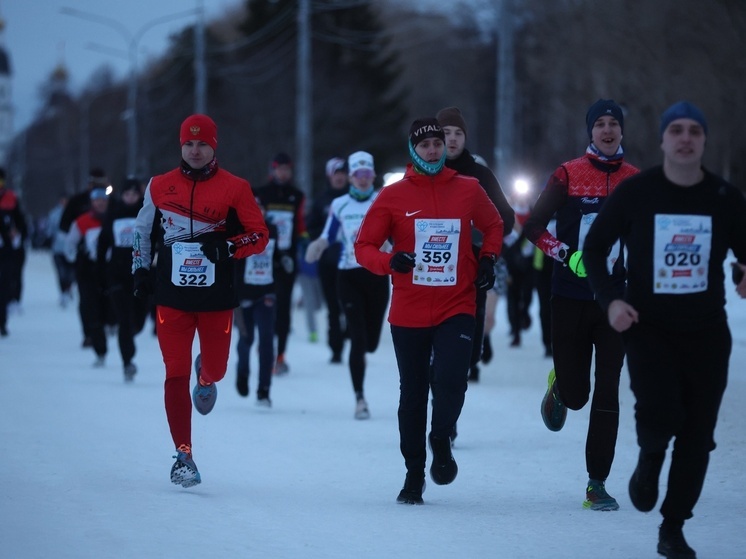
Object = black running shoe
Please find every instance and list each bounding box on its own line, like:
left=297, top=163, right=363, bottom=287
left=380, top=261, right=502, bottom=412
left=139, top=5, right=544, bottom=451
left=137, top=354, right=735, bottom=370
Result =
left=481, top=336, right=493, bottom=364
left=236, top=373, right=249, bottom=397
left=396, top=471, right=426, bottom=505
left=657, top=519, right=697, bottom=558
left=429, top=432, right=458, bottom=485
left=629, top=450, right=665, bottom=512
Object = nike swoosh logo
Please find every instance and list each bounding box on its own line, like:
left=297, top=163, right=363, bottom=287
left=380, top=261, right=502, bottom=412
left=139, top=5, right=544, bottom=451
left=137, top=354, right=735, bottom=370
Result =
left=225, top=318, right=232, bottom=334
left=405, top=210, right=422, bottom=217
left=158, top=311, right=165, bottom=324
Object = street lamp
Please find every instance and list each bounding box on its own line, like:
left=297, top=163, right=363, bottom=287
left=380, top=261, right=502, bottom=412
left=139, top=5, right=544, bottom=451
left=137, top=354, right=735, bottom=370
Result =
left=60, top=6, right=198, bottom=176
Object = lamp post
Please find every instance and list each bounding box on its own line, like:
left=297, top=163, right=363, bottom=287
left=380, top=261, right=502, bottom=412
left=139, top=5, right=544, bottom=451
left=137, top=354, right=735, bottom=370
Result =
left=494, top=0, right=515, bottom=181
left=295, top=0, right=312, bottom=198
left=60, top=6, right=198, bottom=176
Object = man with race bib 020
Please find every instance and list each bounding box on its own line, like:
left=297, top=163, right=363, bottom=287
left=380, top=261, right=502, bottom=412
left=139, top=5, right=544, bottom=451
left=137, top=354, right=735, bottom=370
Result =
left=354, top=118, right=503, bottom=505
left=132, top=114, right=268, bottom=488
left=584, top=101, right=746, bottom=559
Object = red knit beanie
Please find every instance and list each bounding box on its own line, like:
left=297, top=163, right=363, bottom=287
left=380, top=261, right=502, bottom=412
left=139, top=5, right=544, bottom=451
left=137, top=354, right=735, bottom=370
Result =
left=180, top=114, right=218, bottom=150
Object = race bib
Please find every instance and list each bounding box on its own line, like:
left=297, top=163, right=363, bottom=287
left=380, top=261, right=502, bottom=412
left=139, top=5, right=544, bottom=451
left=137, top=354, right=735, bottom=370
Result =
left=171, top=242, right=215, bottom=288
left=412, top=218, right=459, bottom=286
left=653, top=214, right=711, bottom=294
left=266, top=209, right=294, bottom=250
left=83, top=227, right=102, bottom=260
left=243, top=239, right=276, bottom=285
left=113, top=217, right=136, bottom=248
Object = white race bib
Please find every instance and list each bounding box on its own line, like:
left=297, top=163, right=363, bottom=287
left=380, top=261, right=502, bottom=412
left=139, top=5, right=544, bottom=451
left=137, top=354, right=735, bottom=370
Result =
left=266, top=209, right=294, bottom=250
left=243, top=239, right=276, bottom=286
left=83, top=227, right=102, bottom=260
left=171, top=242, right=215, bottom=288
left=412, top=218, right=460, bottom=286
left=653, top=214, right=711, bottom=294
left=113, top=217, right=136, bottom=248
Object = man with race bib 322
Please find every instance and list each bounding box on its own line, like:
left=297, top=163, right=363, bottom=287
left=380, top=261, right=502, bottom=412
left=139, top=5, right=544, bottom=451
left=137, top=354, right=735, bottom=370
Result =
left=132, top=114, right=268, bottom=488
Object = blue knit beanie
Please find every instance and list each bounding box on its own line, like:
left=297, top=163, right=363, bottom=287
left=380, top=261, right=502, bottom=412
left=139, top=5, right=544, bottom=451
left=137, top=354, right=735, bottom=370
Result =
left=586, top=99, right=624, bottom=139
left=660, top=101, right=708, bottom=138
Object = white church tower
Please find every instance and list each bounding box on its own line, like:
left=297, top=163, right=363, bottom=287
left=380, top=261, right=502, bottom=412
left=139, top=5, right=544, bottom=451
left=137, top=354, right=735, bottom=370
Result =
left=0, top=15, right=13, bottom=166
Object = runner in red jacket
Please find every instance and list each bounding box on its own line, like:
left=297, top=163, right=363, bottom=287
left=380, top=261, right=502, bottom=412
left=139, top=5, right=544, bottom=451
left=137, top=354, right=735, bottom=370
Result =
left=132, top=114, right=268, bottom=488
left=355, top=117, right=503, bottom=505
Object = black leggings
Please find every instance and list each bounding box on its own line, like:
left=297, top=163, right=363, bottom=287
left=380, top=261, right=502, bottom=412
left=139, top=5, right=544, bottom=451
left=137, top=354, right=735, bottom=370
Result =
left=318, top=247, right=345, bottom=357
left=551, top=295, right=624, bottom=481
left=273, top=266, right=296, bottom=357
left=77, top=267, right=108, bottom=357
left=109, top=275, right=148, bottom=365
left=391, top=314, right=475, bottom=473
left=624, top=320, right=730, bottom=522
left=337, top=268, right=389, bottom=395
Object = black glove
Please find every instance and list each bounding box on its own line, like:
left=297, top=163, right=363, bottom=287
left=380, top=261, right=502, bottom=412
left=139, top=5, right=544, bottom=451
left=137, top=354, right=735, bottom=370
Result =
left=475, top=256, right=496, bottom=291
left=200, top=240, right=235, bottom=263
left=389, top=251, right=416, bottom=273
left=133, top=268, right=151, bottom=300
left=732, top=263, right=745, bottom=285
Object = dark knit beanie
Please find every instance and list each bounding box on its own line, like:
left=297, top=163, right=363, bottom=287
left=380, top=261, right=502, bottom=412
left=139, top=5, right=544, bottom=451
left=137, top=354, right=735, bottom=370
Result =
left=660, top=101, right=708, bottom=138
left=586, top=99, right=624, bottom=139
left=436, top=106, right=467, bottom=135
left=272, top=152, right=293, bottom=167
left=409, top=118, right=445, bottom=147
left=120, top=177, right=142, bottom=194
left=89, top=168, right=108, bottom=187
left=180, top=114, right=218, bottom=150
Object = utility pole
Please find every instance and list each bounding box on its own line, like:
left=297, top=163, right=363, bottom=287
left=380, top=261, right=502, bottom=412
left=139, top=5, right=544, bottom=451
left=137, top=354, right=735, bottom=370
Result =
left=295, top=0, right=312, bottom=198
left=194, top=0, right=207, bottom=114
left=495, top=0, right=514, bottom=182
left=61, top=6, right=199, bottom=177
left=80, top=95, right=90, bottom=186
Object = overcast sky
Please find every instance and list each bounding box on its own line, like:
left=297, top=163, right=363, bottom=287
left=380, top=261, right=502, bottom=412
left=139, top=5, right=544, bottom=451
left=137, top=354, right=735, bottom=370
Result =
left=1, top=0, right=241, bottom=131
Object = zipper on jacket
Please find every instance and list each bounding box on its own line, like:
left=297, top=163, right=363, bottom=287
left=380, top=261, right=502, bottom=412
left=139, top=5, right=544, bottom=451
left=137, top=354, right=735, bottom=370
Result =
left=189, top=178, right=197, bottom=239
left=428, top=175, right=439, bottom=325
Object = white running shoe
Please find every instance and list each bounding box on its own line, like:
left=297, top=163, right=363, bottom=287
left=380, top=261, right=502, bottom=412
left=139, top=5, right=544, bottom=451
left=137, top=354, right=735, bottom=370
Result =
left=354, top=398, right=370, bottom=420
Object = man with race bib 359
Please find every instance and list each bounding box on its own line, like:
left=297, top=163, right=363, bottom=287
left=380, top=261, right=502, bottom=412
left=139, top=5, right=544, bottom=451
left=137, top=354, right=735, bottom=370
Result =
left=355, top=118, right=503, bottom=505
